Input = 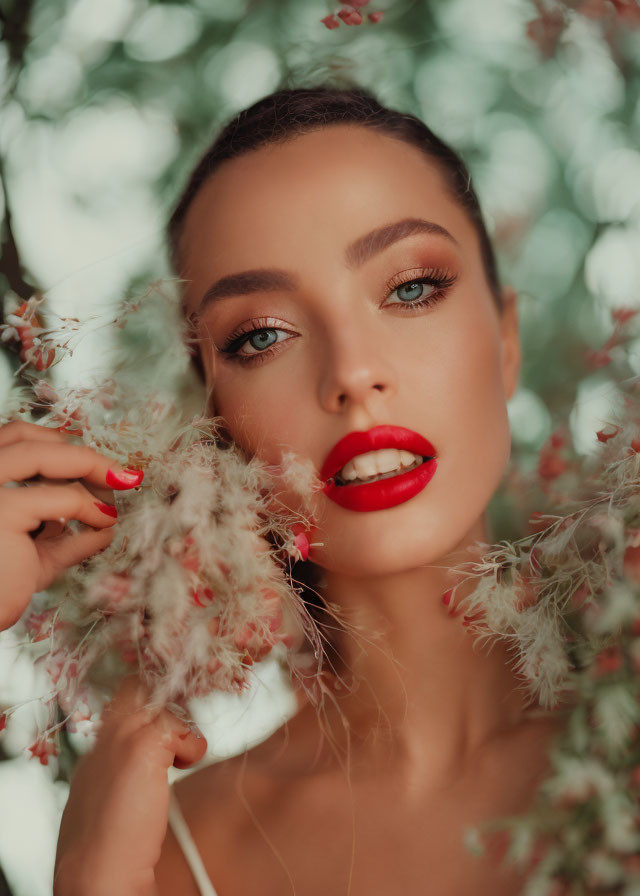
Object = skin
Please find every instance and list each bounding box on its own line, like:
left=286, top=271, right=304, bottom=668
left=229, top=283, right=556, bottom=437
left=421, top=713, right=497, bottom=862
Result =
left=153, top=125, right=567, bottom=893
left=48, top=124, right=570, bottom=895
left=0, top=421, right=207, bottom=893
left=178, top=122, right=531, bottom=777
left=0, top=420, right=139, bottom=629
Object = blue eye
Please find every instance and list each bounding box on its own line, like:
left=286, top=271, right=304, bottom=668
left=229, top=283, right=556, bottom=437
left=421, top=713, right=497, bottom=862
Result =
left=395, top=280, right=432, bottom=303
left=245, top=329, right=278, bottom=352
left=384, top=270, right=457, bottom=311
left=219, top=319, right=295, bottom=365
left=218, top=268, right=458, bottom=367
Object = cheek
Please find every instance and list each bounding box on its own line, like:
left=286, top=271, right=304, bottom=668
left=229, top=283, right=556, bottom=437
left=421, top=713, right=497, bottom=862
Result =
left=412, top=307, right=511, bottom=544
left=207, top=362, right=312, bottom=466
left=313, top=311, right=511, bottom=576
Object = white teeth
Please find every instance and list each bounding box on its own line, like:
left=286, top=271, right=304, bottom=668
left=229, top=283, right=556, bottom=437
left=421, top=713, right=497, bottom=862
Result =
left=338, top=448, right=423, bottom=483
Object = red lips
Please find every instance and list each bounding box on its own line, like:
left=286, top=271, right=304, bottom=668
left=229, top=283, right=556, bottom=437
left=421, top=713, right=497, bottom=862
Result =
left=320, top=425, right=436, bottom=481
left=320, top=425, right=438, bottom=513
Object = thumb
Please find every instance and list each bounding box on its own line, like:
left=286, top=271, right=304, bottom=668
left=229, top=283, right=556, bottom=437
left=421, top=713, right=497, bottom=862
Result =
left=174, top=722, right=208, bottom=769
left=157, top=711, right=208, bottom=770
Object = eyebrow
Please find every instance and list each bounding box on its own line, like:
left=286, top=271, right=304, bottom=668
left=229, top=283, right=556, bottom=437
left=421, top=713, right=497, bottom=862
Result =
left=198, top=217, right=459, bottom=313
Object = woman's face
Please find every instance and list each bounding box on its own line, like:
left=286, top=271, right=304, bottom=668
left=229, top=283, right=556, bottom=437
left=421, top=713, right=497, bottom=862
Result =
left=179, top=125, right=520, bottom=576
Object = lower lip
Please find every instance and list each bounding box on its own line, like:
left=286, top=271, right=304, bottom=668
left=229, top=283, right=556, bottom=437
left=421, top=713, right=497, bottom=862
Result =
left=322, top=457, right=438, bottom=512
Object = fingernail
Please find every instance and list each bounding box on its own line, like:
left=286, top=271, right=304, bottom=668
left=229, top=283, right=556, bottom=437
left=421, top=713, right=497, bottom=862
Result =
left=106, top=467, right=144, bottom=489
left=179, top=724, right=204, bottom=740
left=94, top=501, right=118, bottom=518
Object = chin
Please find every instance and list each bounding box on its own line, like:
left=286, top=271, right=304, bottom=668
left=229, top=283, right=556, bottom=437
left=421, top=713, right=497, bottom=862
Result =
left=310, top=512, right=479, bottom=579
left=309, top=445, right=509, bottom=579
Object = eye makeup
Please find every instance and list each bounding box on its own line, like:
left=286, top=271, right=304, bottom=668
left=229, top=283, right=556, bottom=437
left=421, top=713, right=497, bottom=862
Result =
left=216, top=265, right=459, bottom=367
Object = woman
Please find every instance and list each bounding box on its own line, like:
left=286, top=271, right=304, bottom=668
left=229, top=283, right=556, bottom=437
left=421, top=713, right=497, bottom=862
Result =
left=1, top=84, right=568, bottom=895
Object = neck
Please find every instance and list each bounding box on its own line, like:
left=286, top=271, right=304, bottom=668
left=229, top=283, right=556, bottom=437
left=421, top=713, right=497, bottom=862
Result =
left=299, top=514, right=537, bottom=789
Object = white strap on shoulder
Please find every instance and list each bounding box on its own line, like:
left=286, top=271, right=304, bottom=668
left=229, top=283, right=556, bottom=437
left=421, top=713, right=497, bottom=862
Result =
left=168, top=787, right=220, bottom=896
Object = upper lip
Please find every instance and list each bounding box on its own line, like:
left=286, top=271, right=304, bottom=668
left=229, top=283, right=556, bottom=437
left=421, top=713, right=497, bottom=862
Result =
left=320, top=425, right=437, bottom=482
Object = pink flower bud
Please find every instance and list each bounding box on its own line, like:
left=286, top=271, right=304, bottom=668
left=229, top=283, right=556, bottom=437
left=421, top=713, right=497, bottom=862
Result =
left=596, top=423, right=622, bottom=443
left=612, top=306, right=639, bottom=325
left=337, top=6, right=363, bottom=24
left=368, top=10, right=384, bottom=22
left=585, top=347, right=612, bottom=369
left=293, top=531, right=310, bottom=561
left=28, top=736, right=59, bottom=765
left=537, top=452, right=569, bottom=480
left=191, top=586, right=215, bottom=607
left=321, top=14, right=339, bottom=29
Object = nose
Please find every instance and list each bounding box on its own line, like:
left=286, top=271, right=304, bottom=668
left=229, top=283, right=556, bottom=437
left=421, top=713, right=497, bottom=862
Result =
left=317, top=318, right=396, bottom=415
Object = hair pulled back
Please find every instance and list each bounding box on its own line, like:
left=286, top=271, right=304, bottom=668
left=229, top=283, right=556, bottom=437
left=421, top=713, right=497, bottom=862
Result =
left=167, top=83, right=502, bottom=319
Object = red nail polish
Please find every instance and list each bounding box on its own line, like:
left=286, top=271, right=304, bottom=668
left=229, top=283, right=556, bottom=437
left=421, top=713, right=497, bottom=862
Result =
left=106, top=467, right=144, bottom=489
left=94, top=501, right=118, bottom=518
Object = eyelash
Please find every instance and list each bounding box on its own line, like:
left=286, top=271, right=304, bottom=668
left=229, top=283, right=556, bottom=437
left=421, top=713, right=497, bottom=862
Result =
left=218, top=266, right=458, bottom=367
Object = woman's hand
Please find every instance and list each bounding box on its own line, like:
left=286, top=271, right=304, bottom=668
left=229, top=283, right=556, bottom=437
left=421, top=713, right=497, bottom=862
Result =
left=54, top=675, right=207, bottom=896
left=0, top=419, right=144, bottom=631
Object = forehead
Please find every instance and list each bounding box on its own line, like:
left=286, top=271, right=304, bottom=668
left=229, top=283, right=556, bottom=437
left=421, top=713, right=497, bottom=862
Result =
left=179, top=125, right=473, bottom=302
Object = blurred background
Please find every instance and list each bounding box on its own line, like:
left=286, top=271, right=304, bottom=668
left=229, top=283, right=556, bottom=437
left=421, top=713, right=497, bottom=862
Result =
left=0, top=0, right=639, bottom=892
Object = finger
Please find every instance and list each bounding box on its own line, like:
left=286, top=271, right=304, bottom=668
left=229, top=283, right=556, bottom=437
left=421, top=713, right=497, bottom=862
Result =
left=102, top=681, right=208, bottom=769
left=0, top=420, right=68, bottom=448
left=0, top=482, right=118, bottom=534
left=0, top=440, right=143, bottom=490
left=35, top=526, right=114, bottom=585
left=156, top=712, right=208, bottom=769
left=100, top=675, right=156, bottom=738
left=97, top=674, right=208, bottom=770
left=28, top=520, right=46, bottom=538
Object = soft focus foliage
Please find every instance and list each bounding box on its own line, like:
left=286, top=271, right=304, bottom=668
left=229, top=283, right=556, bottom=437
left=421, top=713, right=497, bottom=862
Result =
left=1, top=0, right=640, bottom=893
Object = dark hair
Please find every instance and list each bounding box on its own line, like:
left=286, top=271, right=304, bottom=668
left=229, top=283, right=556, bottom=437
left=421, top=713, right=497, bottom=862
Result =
left=167, top=83, right=502, bottom=322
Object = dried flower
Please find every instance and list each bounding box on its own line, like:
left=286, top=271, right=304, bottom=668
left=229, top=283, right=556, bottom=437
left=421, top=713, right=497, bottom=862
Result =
left=526, top=3, right=567, bottom=58
left=321, top=13, right=339, bottom=29
left=585, top=347, right=613, bottom=369
left=28, top=736, right=59, bottom=765
left=337, top=6, right=363, bottom=24
left=596, top=423, right=622, bottom=443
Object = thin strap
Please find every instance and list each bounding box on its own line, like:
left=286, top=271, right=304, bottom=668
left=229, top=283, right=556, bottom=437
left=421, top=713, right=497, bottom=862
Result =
left=168, top=787, right=220, bottom=896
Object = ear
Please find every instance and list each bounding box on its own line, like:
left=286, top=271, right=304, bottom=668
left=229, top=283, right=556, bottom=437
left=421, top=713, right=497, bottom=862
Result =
left=498, top=284, right=521, bottom=403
